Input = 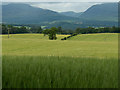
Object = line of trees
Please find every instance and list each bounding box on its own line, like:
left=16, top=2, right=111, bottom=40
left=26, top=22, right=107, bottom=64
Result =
left=2, top=24, right=119, bottom=35
left=1, top=24, right=62, bottom=34
left=30, top=26, right=43, bottom=33
left=1, top=24, right=120, bottom=40
left=2, top=24, right=29, bottom=34
left=75, top=26, right=120, bottom=34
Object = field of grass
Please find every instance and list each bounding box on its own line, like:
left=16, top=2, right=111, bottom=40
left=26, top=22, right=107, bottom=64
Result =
left=67, top=33, right=118, bottom=42
left=2, top=33, right=118, bottom=58
left=3, top=56, right=118, bottom=88
left=2, top=33, right=118, bottom=88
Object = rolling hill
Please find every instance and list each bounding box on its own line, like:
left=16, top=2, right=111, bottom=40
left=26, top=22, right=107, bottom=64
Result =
left=2, top=3, right=78, bottom=24
left=80, top=3, right=118, bottom=22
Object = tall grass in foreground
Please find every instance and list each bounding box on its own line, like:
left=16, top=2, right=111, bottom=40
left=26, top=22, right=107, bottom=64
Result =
left=3, top=56, right=118, bottom=88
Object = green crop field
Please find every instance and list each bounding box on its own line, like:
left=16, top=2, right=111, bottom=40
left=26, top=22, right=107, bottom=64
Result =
left=2, top=33, right=118, bottom=88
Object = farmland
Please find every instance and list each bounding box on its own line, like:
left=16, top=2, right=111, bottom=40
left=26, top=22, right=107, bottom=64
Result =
left=2, top=33, right=118, bottom=58
left=2, top=33, right=118, bottom=88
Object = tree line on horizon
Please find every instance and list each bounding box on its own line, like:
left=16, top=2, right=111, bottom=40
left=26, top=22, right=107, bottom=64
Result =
left=1, top=24, right=120, bottom=40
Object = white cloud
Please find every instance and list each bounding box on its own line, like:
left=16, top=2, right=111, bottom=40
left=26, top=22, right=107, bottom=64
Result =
left=31, top=2, right=100, bottom=12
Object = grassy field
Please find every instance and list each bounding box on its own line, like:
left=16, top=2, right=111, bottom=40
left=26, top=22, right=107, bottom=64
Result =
left=2, top=33, right=118, bottom=58
left=2, top=33, right=118, bottom=88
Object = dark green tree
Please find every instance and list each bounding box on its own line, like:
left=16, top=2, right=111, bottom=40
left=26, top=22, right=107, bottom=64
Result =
left=48, top=27, right=58, bottom=40
left=42, top=29, right=49, bottom=36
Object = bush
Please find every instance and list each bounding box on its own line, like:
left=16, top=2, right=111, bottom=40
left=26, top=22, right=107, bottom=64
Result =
left=61, top=33, right=78, bottom=40
left=61, top=37, right=66, bottom=40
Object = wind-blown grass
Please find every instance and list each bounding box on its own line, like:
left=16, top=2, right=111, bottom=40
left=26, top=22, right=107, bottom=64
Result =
left=2, top=55, right=118, bottom=88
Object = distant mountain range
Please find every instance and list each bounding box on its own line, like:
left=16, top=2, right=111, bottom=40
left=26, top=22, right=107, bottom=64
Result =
left=2, top=3, right=79, bottom=24
left=80, top=3, right=118, bottom=22
left=2, top=3, right=118, bottom=29
left=60, top=11, right=83, bottom=17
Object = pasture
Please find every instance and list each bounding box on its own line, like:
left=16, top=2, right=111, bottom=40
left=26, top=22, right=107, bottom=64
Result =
left=2, top=33, right=118, bottom=58
left=2, top=33, right=118, bottom=88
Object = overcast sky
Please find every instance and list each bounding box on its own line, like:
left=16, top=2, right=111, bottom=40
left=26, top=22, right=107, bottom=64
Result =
left=1, top=0, right=119, bottom=12
left=30, top=2, right=102, bottom=12
left=1, top=0, right=119, bottom=2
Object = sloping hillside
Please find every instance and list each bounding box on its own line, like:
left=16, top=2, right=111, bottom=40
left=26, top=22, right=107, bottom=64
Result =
left=67, top=33, right=118, bottom=41
left=80, top=3, right=118, bottom=22
left=2, top=3, right=77, bottom=24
